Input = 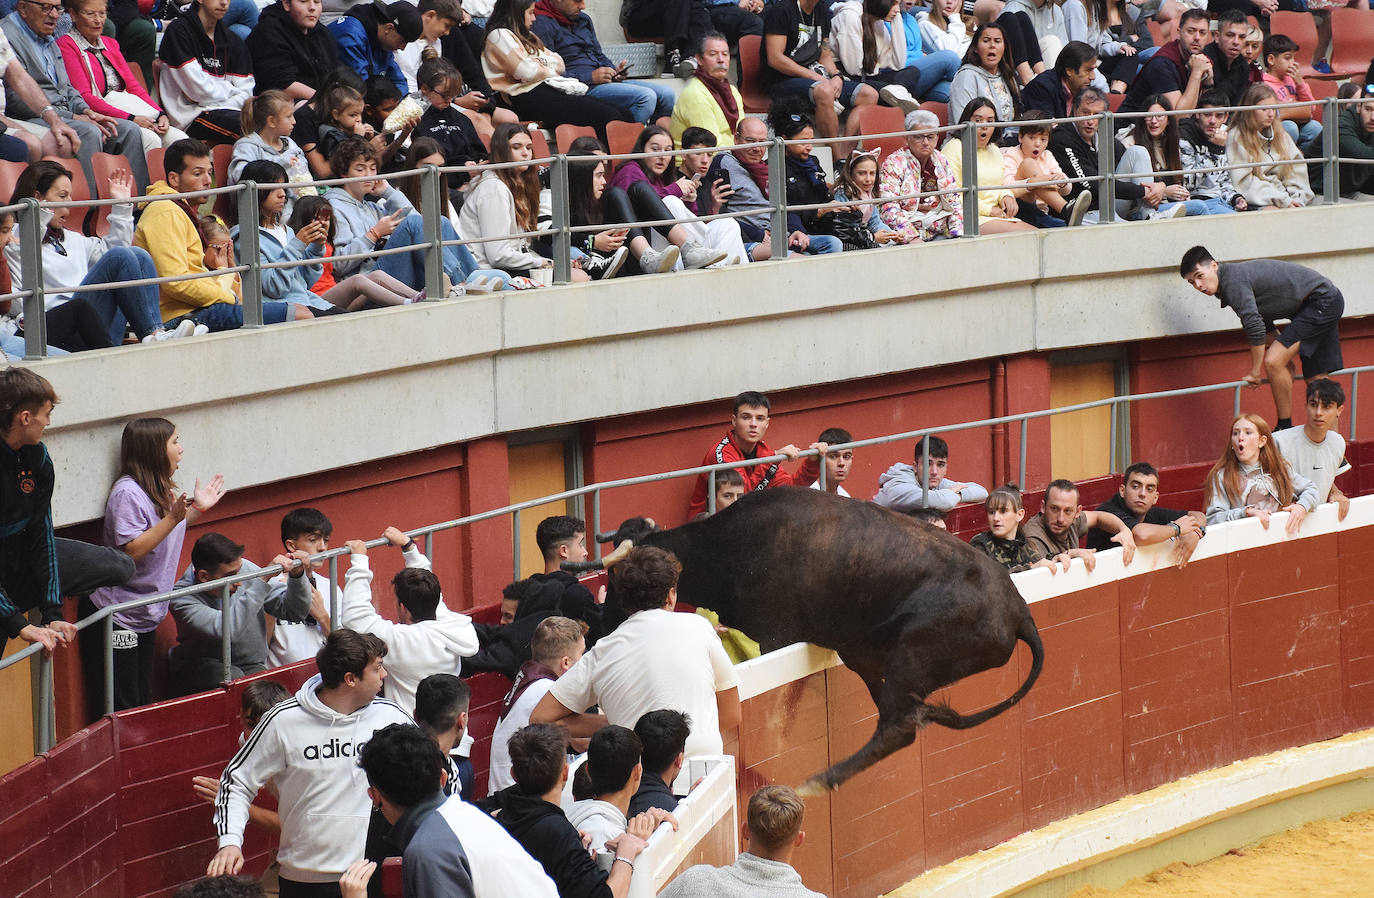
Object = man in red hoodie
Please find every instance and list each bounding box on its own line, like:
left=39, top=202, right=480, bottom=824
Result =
left=685, top=391, right=824, bottom=520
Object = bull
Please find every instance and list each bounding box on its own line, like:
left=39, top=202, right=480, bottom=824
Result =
left=568, top=486, right=1044, bottom=794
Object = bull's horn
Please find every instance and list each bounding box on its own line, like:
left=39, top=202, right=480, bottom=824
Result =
left=595, top=530, right=620, bottom=543
left=560, top=558, right=605, bottom=573
left=602, top=539, right=633, bottom=568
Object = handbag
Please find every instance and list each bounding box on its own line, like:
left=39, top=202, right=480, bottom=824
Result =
left=827, top=208, right=877, bottom=251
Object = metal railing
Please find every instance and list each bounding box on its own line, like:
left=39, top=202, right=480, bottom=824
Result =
left=2, top=97, right=1367, bottom=360
left=6, top=364, right=1373, bottom=755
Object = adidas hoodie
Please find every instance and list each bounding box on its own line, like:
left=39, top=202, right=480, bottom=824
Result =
left=339, top=544, right=479, bottom=717
left=214, top=674, right=412, bottom=883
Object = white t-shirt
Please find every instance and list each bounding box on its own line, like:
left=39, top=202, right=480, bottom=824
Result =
left=1274, top=426, right=1348, bottom=507
left=809, top=481, right=852, bottom=497
left=487, top=678, right=555, bottom=793
left=267, top=571, right=334, bottom=668
left=550, top=608, right=740, bottom=757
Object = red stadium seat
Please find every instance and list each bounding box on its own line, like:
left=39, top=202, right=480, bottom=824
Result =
left=1270, top=11, right=1326, bottom=78
left=0, top=159, right=25, bottom=210
left=855, top=103, right=905, bottom=162
left=921, top=100, right=948, bottom=126
left=526, top=125, right=551, bottom=162
left=147, top=146, right=165, bottom=183
left=1327, top=8, right=1374, bottom=79
left=42, top=155, right=91, bottom=235
left=606, top=120, right=643, bottom=163
left=555, top=123, right=597, bottom=152
left=737, top=34, right=772, bottom=114
left=1107, top=92, right=1125, bottom=112
left=1306, top=76, right=1341, bottom=123
left=90, top=153, right=133, bottom=237
left=211, top=142, right=235, bottom=226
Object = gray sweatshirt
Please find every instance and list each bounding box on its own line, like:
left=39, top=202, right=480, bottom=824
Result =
left=660, top=853, right=825, bottom=898
left=325, top=185, right=414, bottom=277
left=872, top=462, right=989, bottom=512
left=1216, top=260, right=1340, bottom=347
left=1205, top=460, right=1319, bottom=524
left=169, top=559, right=313, bottom=681
left=949, top=64, right=1016, bottom=123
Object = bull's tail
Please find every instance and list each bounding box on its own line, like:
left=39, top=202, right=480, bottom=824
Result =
left=924, top=612, right=1044, bottom=731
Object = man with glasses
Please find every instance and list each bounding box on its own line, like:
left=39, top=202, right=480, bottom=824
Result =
left=1, top=0, right=149, bottom=189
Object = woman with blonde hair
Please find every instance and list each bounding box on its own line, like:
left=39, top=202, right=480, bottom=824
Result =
left=1227, top=83, right=1313, bottom=209
left=1204, top=412, right=1318, bottom=532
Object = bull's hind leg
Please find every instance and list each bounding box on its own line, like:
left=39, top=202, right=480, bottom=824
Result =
left=799, top=677, right=933, bottom=796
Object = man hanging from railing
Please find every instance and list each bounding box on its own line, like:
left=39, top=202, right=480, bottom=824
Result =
left=0, top=366, right=76, bottom=655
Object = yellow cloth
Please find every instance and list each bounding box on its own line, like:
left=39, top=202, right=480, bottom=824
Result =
left=694, top=607, right=760, bottom=663
left=943, top=138, right=1014, bottom=221
left=669, top=79, right=741, bottom=151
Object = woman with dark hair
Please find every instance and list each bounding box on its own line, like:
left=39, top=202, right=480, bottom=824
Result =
left=3, top=160, right=179, bottom=351
left=830, top=0, right=960, bottom=106
left=770, top=106, right=845, bottom=253
left=1119, top=94, right=1232, bottom=216
left=458, top=122, right=556, bottom=277
left=481, top=0, right=626, bottom=142
left=606, top=124, right=732, bottom=272
left=948, top=23, right=1022, bottom=123
left=563, top=137, right=631, bottom=280
left=942, top=97, right=1035, bottom=232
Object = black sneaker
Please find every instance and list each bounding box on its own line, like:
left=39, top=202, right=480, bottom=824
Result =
left=583, top=246, right=629, bottom=280
left=667, top=49, right=696, bottom=79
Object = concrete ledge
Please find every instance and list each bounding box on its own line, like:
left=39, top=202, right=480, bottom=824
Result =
left=30, top=205, right=1374, bottom=526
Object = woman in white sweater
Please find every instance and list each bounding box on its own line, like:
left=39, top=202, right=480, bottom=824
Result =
left=458, top=123, right=555, bottom=276
left=831, top=0, right=960, bottom=105
left=1227, top=83, right=1313, bottom=210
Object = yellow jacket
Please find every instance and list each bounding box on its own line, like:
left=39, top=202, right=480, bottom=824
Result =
left=133, top=181, right=236, bottom=321
left=669, top=78, right=741, bottom=150
left=943, top=138, right=1014, bottom=220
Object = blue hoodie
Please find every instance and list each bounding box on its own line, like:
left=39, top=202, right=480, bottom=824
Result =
left=530, top=7, right=613, bottom=84
left=232, top=224, right=327, bottom=309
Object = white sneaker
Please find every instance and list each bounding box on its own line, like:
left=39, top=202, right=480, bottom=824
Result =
left=680, top=241, right=728, bottom=270
left=833, top=100, right=846, bottom=116
left=1151, top=203, right=1188, bottom=220
left=192, top=324, right=210, bottom=336
left=171, top=319, right=197, bottom=338
left=638, top=245, right=680, bottom=273
left=878, top=84, right=921, bottom=115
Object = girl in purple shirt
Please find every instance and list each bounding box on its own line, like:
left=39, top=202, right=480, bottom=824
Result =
left=90, top=418, right=225, bottom=709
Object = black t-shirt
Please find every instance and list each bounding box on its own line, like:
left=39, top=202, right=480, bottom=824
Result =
left=1121, top=53, right=1184, bottom=113
left=761, top=0, right=832, bottom=86
left=1086, top=493, right=1188, bottom=551
left=1203, top=44, right=1254, bottom=105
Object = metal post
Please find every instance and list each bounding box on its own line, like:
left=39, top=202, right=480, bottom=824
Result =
left=1322, top=96, right=1339, bottom=207
left=817, top=450, right=827, bottom=491
left=421, top=164, right=445, bottom=298
left=1018, top=419, right=1028, bottom=489
left=512, top=509, right=522, bottom=581
left=103, top=615, right=115, bottom=715
left=1351, top=371, right=1359, bottom=441
left=551, top=155, right=572, bottom=285
left=35, top=651, right=53, bottom=753
left=220, top=582, right=233, bottom=685
left=1096, top=110, right=1116, bottom=224
left=328, top=554, right=339, bottom=629
left=237, top=182, right=263, bottom=327
left=921, top=434, right=931, bottom=496
left=18, top=197, right=46, bottom=359
left=768, top=137, right=789, bottom=260
left=592, top=489, right=602, bottom=560
left=960, top=120, right=979, bottom=238
left=1109, top=399, right=1118, bottom=473
left=707, top=471, right=717, bottom=514
left=423, top=531, right=433, bottom=561
left=1234, top=385, right=1242, bottom=418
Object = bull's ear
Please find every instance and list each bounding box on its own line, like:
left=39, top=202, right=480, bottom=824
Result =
left=603, top=539, right=634, bottom=568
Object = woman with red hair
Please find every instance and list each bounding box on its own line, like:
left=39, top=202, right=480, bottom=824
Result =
left=1204, top=413, right=1318, bottom=534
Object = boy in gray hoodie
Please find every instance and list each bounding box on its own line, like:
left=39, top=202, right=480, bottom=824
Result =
left=325, top=137, right=414, bottom=277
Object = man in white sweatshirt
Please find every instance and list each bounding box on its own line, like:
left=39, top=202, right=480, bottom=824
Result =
left=208, top=628, right=413, bottom=894
left=340, top=526, right=479, bottom=716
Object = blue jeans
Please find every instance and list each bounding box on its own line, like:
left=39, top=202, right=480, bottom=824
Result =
left=223, top=0, right=260, bottom=40
left=0, top=333, right=67, bottom=358
left=879, top=50, right=961, bottom=103
left=588, top=81, right=676, bottom=123
left=800, top=234, right=842, bottom=255
left=190, top=300, right=292, bottom=332
left=80, top=247, right=163, bottom=344
left=1179, top=196, right=1237, bottom=216
left=378, top=215, right=510, bottom=290
left=1281, top=118, right=1322, bottom=152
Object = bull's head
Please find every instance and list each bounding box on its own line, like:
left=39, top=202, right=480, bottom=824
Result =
left=559, top=516, right=658, bottom=573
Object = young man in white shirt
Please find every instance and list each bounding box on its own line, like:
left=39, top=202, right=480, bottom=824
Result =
left=532, top=546, right=741, bottom=760
left=209, top=629, right=412, bottom=895
left=1276, top=379, right=1351, bottom=520
left=488, top=615, right=585, bottom=792
left=808, top=426, right=854, bottom=497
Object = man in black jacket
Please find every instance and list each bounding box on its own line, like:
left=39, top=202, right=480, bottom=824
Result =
left=628, top=709, right=690, bottom=816
left=1020, top=41, right=1098, bottom=120
left=1050, top=86, right=1169, bottom=223
left=478, top=724, right=653, bottom=898
left=247, top=0, right=341, bottom=151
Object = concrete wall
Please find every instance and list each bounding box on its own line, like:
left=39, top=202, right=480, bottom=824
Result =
left=29, top=204, right=1374, bottom=528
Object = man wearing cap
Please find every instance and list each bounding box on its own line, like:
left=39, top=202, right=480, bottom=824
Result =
left=157, top=0, right=257, bottom=146
left=329, top=0, right=422, bottom=96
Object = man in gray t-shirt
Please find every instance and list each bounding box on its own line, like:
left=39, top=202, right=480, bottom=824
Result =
left=1180, top=245, right=1345, bottom=430
left=1275, top=379, right=1351, bottom=520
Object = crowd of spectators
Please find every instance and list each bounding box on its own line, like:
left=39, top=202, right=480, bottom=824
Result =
left=0, top=0, right=1368, bottom=356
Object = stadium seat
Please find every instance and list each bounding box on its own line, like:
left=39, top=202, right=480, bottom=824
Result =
left=1327, top=8, right=1374, bottom=79
left=527, top=126, right=551, bottom=161
left=147, top=147, right=165, bottom=183
left=211, top=142, right=235, bottom=226
left=855, top=103, right=905, bottom=162
left=606, top=120, right=643, bottom=171
left=737, top=34, right=772, bottom=114
left=1307, top=76, right=1340, bottom=123
left=555, top=123, right=597, bottom=152
left=0, top=160, right=24, bottom=211
left=43, top=155, right=91, bottom=235
left=90, top=153, right=134, bottom=237
left=921, top=100, right=948, bottom=126
left=1270, top=12, right=1326, bottom=78
left=1107, top=92, right=1125, bottom=112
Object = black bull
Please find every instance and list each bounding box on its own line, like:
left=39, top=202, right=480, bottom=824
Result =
left=583, top=487, right=1045, bottom=794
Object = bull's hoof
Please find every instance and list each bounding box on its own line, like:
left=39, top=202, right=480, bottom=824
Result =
left=796, top=777, right=835, bottom=799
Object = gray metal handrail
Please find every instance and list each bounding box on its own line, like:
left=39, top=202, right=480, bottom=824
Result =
left=10, top=364, right=1374, bottom=755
